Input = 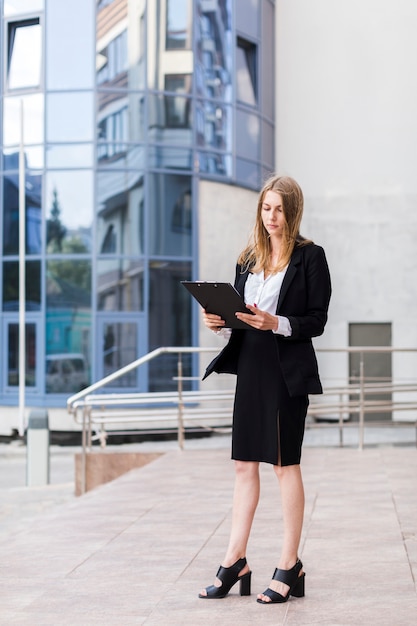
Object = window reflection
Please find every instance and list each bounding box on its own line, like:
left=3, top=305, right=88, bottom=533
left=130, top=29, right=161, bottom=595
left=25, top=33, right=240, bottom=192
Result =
left=3, top=171, right=42, bottom=255
left=7, top=323, right=36, bottom=388
left=236, top=109, right=260, bottom=160
left=4, top=1, right=43, bottom=15
left=164, top=75, right=192, bottom=127
left=46, top=260, right=92, bottom=392
left=3, top=94, right=44, bottom=146
left=147, top=145, right=192, bottom=170
left=236, top=158, right=260, bottom=189
left=3, top=261, right=41, bottom=311
left=149, top=260, right=192, bottom=391
left=97, top=29, right=128, bottom=86
left=7, top=18, right=41, bottom=90
left=46, top=171, right=93, bottom=253
left=47, top=92, right=94, bottom=142
left=101, top=322, right=137, bottom=387
left=148, top=174, right=192, bottom=256
left=166, top=0, right=191, bottom=50
left=97, top=259, right=144, bottom=312
left=236, top=37, right=257, bottom=106
left=195, top=0, right=232, bottom=102
left=46, top=0, right=94, bottom=90
left=197, top=151, right=232, bottom=177
left=4, top=146, right=44, bottom=170
left=195, top=100, right=231, bottom=152
left=148, top=93, right=192, bottom=143
left=98, top=104, right=129, bottom=158
left=97, top=170, right=144, bottom=256
left=46, top=144, right=93, bottom=169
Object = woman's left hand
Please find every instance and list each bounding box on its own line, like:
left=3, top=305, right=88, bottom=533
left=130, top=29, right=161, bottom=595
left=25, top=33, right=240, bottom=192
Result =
left=235, top=304, right=279, bottom=331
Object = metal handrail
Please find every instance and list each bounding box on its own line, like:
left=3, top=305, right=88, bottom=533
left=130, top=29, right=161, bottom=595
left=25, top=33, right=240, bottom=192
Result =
left=67, top=346, right=417, bottom=494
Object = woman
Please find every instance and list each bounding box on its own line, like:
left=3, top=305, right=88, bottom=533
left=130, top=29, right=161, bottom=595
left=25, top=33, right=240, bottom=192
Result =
left=198, top=175, right=331, bottom=604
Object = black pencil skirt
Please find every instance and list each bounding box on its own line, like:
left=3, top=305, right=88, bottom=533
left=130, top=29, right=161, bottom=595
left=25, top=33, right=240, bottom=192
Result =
left=231, top=330, right=308, bottom=466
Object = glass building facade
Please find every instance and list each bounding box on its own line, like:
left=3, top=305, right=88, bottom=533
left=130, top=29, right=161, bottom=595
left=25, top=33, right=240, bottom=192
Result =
left=0, top=0, right=275, bottom=414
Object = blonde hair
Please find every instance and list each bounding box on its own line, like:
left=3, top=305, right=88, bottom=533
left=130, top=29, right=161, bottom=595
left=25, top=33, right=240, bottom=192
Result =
left=238, top=174, right=312, bottom=273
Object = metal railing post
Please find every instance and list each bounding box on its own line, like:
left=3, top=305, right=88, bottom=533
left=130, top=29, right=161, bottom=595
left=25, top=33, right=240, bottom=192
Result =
left=338, top=392, right=344, bottom=447
left=177, top=353, right=184, bottom=450
left=358, top=355, right=365, bottom=450
left=81, top=406, right=88, bottom=495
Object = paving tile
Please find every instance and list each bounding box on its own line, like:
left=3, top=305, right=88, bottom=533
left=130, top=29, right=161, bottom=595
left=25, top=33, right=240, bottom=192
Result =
left=0, top=445, right=416, bottom=625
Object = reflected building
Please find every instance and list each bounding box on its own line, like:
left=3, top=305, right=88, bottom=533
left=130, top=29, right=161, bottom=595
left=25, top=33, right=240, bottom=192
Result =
left=0, top=0, right=275, bottom=416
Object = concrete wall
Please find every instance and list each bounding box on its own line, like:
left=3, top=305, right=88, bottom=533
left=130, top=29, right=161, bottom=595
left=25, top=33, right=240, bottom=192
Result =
left=197, top=179, right=258, bottom=389
left=276, top=0, right=417, bottom=390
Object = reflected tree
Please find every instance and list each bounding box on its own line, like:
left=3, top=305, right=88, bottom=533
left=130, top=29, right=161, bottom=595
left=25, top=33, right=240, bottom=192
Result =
left=46, top=187, right=66, bottom=252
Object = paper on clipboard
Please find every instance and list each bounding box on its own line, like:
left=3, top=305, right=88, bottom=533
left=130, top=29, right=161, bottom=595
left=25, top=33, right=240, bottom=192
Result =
left=181, top=281, right=254, bottom=330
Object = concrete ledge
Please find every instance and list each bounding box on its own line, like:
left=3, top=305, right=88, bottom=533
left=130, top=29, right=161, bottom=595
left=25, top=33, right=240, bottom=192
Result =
left=74, top=450, right=162, bottom=496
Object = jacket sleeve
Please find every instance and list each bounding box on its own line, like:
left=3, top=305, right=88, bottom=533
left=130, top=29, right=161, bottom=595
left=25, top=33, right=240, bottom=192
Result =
left=284, top=245, right=331, bottom=341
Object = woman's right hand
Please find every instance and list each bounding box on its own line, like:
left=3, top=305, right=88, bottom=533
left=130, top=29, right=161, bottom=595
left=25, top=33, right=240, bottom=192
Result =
left=202, top=309, right=226, bottom=332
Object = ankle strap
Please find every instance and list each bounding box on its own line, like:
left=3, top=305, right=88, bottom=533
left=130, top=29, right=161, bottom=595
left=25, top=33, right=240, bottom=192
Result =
left=272, top=559, right=302, bottom=586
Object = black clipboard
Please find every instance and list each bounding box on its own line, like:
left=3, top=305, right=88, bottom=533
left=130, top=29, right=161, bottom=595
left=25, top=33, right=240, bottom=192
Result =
left=181, top=281, right=254, bottom=330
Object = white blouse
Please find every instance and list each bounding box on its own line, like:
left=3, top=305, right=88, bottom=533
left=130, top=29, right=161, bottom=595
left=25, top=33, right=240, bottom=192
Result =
left=217, top=268, right=292, bottom=338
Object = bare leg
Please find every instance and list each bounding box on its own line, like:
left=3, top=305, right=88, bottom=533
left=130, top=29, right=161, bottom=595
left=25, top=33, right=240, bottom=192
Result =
left=257, top=464, right=305, bottom=602
left=200, top=460, right=259, bottom=595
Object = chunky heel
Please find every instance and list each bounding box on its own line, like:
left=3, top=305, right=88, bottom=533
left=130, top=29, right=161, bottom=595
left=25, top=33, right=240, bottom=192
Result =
left=239, top=570, right=252, bottom=596
left=290, top=572, right=305, bottom=598
left=199, top=557, right=252, bottom=599
left=257, top=559, right=305, bottom=604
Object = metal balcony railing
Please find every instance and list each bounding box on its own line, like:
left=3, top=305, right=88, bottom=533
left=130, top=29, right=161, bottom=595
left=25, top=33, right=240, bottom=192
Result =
left=67, top=346, right=417, bottom=494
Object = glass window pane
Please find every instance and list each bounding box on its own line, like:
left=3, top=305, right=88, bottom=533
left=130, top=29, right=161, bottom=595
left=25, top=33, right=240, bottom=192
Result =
left=148, top=174, right=192, bottom=256
left=149, top=260, right=192, bottom=391
left=236, top=158, right=260, bottom=190
left=148, top=93, right=192, bottom=142
left=97, top=91, right=145, bottom=143
left=47, top=92, right=94, bottom=142
left=195, top=101, right=231, bottom=151
left=236, top=109, right=260, bottom=160
left=148, top=145, right=192, bottom=170
left=8, top=20, right=41, bottom=90
left=97, top=144, right=146, bottom=169
left=46, top=171, right=93, bottom=253
left=4, top=1, right=43, bottom=16
left=236, top=0, right=259, bottom=38
left=236, top=38, right=257, bottom=106
left=7, top=323, right=36, bottom=388
left=197, top=151, right=232, bottom=177
left=3, top=261, right=41, bottom=311
left=46, top=259, right=92, bottom=393
left=100, top=322, right=137, bottom=387
left=4, top=146, right=44, bottom=170
left=262, top=119, right=274, bottom=170
left=97, top=259, right=144, bottom=312
left=97, top=170, right=144, bottom=256
left=46, top=0, right=94, bottom=89
left=3, top=173, right=42, bottom=255
left=195, top=1, right=232, bottom=102
left=3, top=94, right=44, bottom=146
left=166, top=0, right=191, bottom=50
left=96, top=29, right=128, bottom=87
left=46, top=144, right=93, bottom=169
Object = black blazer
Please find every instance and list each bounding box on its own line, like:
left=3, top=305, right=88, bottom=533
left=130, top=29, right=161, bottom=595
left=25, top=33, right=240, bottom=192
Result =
left=203, top=243, right=332, bottom=397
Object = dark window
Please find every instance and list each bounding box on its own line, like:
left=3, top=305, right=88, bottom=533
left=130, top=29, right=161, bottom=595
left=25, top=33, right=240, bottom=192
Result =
left=97, top=30, right=128, bottom=85
left=166, top=0, right=190, bottom=50
left=164, top=75, right=191, bottom=127
left=236, top=37, right=257, bottom=106
left=7, top=18, right=41, bottom=90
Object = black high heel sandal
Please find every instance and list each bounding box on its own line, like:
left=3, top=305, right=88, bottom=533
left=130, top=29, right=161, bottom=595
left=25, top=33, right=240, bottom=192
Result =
left=198, top=557, right=252, bottom=599
left=257, top=559, right=305, bottom=604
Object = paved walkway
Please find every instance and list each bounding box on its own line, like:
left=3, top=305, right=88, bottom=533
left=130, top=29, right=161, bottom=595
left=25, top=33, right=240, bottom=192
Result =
left=0, top=439, right=416, bottom=625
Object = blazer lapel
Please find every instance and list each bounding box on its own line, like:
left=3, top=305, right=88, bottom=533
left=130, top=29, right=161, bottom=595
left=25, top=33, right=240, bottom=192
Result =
left=235, top=269, right=249, bottom=297
left=276, top=247, right=302, bottom=312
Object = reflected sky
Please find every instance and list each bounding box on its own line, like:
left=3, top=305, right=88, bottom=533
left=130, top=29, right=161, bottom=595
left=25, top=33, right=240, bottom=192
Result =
left=4, top=0, right=43, bottom=16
